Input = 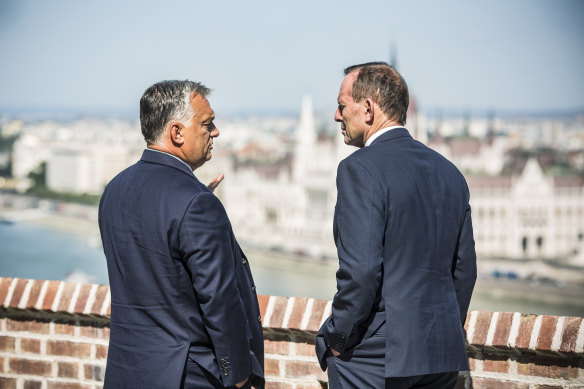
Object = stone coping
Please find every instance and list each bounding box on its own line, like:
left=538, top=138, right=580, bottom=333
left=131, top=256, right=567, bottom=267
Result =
left=1, top=277, right=583, bottom=357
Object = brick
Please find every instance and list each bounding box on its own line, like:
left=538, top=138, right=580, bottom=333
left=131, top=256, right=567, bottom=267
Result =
left=295, top=341, right=317, bottom=356
left=0, top=356, right=5, bottom=372
left=42, top=280, right=61, bottom=310
left=96, top=345, right=108, bottom=359
left=0, top=377, right=17, bottom=389
left=58, top=361, right=79, bottom=378
left=26, top=280, right=45, bottom=309
left=9, top=278, right=28, bottom=307
left=517, top=355, right=579, bottom=379
left=79, top=325, right=110, bottom=339
left=84, top=364, right=105, bottom=381
left=536, top=315, right=558, bottom=351
left=471, top=311, right=492, bottom=345
left=471, top=377, right=529, bottom=389
left=0, top=278, right=14, bottom=306
left=9, top=358, right=52, bottom=376
left=24, top=381, right=42, bottom=389
left=482, top=356, right=509, bottom=373
left=515, top=314, right=537, bottom=349
left=264, top=382, right=293, bottom=389
left=468, top=357, right=477, bottom=371
left=287, top=297, right=308, bottom=329
left=74, top=284, right=93, bottom=313
left=91, top=285, right=109, bottom=315
left=559, top=316, right=582, bottom=353
left=57, top=282, right=77, bottom=312
left=20, top=338, right=41, bottom=354
left=306, top=299, right=328, bottom=332
left=47, top=340, right=91, bottom=358
left=265, top=339, right=289, bottom=355
left=47, top=383, right=92, bottom=389
left=264, top=358, right=280, bottom=376
left=0, top=336, right=15, bottom=351
left=492, top=312, right=514, bottom=347
left=258, top=294, right=270, bottom=323
left=285, top=360, right=325, bottom=380
left=6, top=318, right=50, bottom=334
left=268, top=297, right=289, bottom=328
left=54, top=322, right=76, bottom=335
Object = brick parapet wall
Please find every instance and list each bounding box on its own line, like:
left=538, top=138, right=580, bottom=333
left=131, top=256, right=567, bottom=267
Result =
left=0, top=277, right=583, bottom=389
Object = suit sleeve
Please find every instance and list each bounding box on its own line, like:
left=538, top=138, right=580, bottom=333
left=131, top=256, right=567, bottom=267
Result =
left=179, top=191, right=250, bottom=387
left=323, top=158, right=385, bottom=354
left=452, top=189, right=477, bottom=326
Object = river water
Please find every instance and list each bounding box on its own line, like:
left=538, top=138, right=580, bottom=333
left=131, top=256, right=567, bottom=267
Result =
left=1, top=222, right=582, bottom=317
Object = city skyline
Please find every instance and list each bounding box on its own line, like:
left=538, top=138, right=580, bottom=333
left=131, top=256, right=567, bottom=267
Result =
left=0, top=0, right=583, bottom=117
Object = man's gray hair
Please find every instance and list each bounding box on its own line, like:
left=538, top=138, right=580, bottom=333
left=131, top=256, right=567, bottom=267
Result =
left=140, top=80, right=211, bottom=144
left=344, top=62, right=409, bottom=125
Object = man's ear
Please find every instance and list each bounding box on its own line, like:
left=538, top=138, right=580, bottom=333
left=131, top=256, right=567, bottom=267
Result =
left=169, top=122, right=184, bottom=146
left=364, top=98, right=375, bottom=124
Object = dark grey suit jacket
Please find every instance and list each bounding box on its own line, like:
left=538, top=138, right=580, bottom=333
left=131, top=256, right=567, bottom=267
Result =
left=99, top=149, right=264, bottom=388
left=317, top=128, right=476, bottom=377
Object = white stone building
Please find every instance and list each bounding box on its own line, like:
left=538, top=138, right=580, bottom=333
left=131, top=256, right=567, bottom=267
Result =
left=217, top=96, right=350, bottom=257
left=11, top=119, right=143, bottom=194
left=8, top=103, right=583, bottom=262
left=46, top=145, right=139, bottom=194
left=214, top=97, right=584, bottom=261
left=469, top=158, right=584, bottom=259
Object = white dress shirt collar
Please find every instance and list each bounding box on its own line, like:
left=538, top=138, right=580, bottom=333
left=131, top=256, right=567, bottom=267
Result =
left=365, top=126, right=405, bottom=147
left=146, top=148, right=194, bottom=175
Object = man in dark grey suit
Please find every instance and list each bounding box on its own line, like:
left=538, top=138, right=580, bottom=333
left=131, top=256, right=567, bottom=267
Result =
left=99, top=80, right=264, bottom=388
left=316, top=62, right=477, bottom=388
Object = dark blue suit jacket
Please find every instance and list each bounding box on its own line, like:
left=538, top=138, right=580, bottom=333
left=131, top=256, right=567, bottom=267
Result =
left=317, top=128, right=476, bottom=377
left=99, top=149, right=264, bottom=388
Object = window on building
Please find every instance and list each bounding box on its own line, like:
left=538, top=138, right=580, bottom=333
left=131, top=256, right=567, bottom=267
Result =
left=266, top=208, right=277, bottom=224
left=307, top=188, right=328, bottom=208
left=522, top=237, right=528, bottom=255
left=536, top=236, right=543, bottom=253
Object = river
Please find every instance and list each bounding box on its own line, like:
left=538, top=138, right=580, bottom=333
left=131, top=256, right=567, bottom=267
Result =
left=0, top=221, right=582, bottom=317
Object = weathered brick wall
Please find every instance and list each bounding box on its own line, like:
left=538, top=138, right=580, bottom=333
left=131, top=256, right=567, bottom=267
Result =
left=465, top=311, right=584, bottom=388
left=0, top=277, right=583, bottom=389
left=0, top=278, right=110, bottom=389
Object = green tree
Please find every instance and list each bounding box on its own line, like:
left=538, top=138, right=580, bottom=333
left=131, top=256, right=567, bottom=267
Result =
left=27, top=161, right=46, bottom=188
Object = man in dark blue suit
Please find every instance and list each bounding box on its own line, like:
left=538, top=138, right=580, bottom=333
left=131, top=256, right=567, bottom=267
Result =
left=99, top=80, right=264, bottom=388
left=316, top=63, right=477, bottom=388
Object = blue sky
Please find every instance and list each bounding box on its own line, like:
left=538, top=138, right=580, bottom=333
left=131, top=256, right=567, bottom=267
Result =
left=0, top=0, right=583, bottom=116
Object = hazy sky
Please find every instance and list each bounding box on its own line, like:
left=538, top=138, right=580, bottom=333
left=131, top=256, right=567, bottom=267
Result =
left=0, top=0, right=583, bottom=116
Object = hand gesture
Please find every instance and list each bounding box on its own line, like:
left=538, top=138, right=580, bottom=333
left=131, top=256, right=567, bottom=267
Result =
left=207, top=174, right=225, bottom=192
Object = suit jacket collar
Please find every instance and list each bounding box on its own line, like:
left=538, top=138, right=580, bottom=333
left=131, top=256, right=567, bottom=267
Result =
left=370, top=127, right=411, bottom=146
left=140, top=148, right=195, bottom=177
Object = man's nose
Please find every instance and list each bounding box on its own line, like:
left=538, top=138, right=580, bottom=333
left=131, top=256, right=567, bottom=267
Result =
left=212, top=126, right=220, bottom=137
left=334, top=108, right=342, bottom=122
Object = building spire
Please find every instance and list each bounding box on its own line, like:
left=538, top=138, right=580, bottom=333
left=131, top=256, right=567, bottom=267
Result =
left=389, top=41, right=398, bottom=70
left=297, top=95, right=315, bottom=143
left=293, top=95, right=316, bottom=181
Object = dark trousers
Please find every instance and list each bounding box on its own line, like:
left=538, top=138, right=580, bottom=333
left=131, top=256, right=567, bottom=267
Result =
left=181, top=358, right=252, bottom=389
left=326, top=327, right=458, bottom=389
